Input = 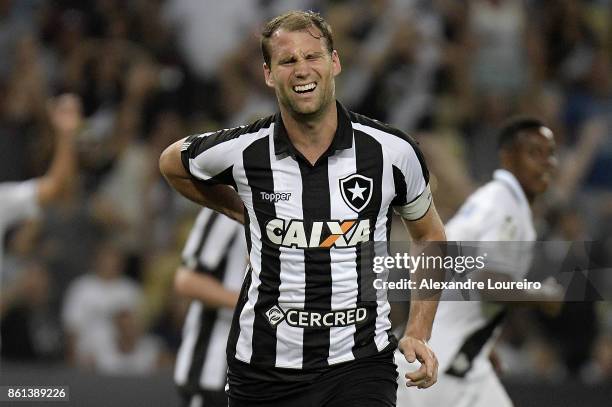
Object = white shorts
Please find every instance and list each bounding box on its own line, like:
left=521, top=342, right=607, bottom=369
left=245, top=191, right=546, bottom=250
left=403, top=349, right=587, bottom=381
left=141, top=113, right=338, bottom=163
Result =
left=394, top=351, right=513, bottom=407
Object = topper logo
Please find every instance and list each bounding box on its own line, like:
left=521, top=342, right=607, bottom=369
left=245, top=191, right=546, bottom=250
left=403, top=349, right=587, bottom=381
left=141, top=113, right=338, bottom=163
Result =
left=265, top=219, right=370, bottom=249
left=260, top=191, right=292, bottom=203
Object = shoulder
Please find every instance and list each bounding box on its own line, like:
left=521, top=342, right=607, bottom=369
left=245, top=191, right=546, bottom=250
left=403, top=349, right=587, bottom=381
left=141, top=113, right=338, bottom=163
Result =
left=349, top=111, right=428, bottom=181
left=183, top=115, right=275, bottom=157
left=461, top=181, right=516, bottom=216
left=446, top=181, right=521, bottom=239
left=479, top=181, right=524, bottom=215
left=190, top=115, right=274, bottom=143
left=219, top=115, right=276, bottom=138
left=349, top=111, right=420, bottom=150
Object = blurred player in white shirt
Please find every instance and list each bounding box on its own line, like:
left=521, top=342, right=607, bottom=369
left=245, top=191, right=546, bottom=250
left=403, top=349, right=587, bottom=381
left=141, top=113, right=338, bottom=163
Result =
left=396, top=117, right=561, bottom=406
left=0, top=94, right=81, bottom=310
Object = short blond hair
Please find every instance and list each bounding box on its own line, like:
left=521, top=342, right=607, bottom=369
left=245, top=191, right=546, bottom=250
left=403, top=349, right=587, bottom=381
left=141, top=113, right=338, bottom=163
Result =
left=261, top=10, right=334, bottom=66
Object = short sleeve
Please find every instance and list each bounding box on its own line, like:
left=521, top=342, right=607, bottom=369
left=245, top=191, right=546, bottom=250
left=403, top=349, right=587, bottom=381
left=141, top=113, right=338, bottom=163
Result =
left=391, top=139, right=431, bottom=221
left=180, top=131, right=237, bottom=186
left=0, top=180, right=40, bottom=228
left=180, top=117, right=273, bottom=185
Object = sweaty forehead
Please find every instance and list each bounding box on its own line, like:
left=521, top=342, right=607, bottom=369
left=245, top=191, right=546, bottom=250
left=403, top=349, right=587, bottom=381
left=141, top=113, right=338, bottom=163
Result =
left=269, top=27, right=326, bottom=56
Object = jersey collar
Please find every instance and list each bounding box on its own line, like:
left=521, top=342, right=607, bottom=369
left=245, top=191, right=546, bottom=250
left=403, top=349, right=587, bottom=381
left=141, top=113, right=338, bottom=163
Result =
left=493, top=169, right=531, bottom=213
left=273, top=100, right=354, bottom=161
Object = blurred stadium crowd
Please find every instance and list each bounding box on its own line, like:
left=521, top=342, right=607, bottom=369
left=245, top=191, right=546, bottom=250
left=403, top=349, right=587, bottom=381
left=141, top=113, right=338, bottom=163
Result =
left=1, top=0, right=611, bottom=387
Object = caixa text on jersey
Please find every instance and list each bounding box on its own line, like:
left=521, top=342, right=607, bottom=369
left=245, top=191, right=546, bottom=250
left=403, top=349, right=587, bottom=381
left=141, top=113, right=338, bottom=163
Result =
left=265, top=219, right=370, bottom=249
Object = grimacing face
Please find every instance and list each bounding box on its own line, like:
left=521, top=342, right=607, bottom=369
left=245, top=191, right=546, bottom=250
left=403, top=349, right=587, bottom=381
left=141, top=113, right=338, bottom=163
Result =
left=508, top=128, right=557, bottom=200
left=263, top=27, right=341, bottom=119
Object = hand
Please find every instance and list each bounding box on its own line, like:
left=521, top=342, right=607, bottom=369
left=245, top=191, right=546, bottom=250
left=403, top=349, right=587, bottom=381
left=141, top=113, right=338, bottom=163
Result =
left=48, top=94, right=83, bottom=137
left=398, top=335, right=438, bottom=389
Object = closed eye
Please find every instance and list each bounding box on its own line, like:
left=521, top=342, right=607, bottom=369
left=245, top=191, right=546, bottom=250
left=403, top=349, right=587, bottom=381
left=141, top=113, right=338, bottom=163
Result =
left=306, top=53, right=323, bottom=60
left=279, top=57, right=296, bottom=65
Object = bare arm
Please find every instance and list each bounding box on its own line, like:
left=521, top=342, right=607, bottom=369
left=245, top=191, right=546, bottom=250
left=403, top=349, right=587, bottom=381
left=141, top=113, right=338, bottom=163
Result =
left=401, top=203, right=446, bottom=340
left=174, top=266, right=239, bottom=309
left=159, top=139, right=245, bottom=224
left=37, top=94, right=82, bottom=206
left=399, top=202, right=446, bottom=388
left=556, top=116, right=605, bottom=202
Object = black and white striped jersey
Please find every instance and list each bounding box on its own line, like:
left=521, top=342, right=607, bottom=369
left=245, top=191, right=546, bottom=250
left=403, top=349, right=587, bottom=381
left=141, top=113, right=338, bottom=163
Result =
left=181, top=101, right=431, bottom=371
left=174, top=208, right=247, bottom=392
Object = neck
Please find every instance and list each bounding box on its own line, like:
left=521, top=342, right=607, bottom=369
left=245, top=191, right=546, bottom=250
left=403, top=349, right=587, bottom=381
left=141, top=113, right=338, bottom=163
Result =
left=280, top=101, right=338, bottom=164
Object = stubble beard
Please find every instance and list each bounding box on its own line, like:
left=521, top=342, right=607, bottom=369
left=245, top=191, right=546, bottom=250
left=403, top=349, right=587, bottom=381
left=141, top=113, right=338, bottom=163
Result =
left=278, top=80, right=335, bottom=122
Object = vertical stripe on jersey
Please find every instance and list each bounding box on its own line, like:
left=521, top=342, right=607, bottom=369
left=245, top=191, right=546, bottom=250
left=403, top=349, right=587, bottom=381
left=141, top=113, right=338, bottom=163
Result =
left=227, top=265, right=252, bottom=362
left=299, top=160, right=332, bottom=369
left=187, top=308, right=218, bottom=387
left=232, top=216, right=260, bottom=362
left=271, top=147, right=305, bottom=368
left=198, top=218, right=237, bottom=271
left=352, top=130, right=384, bottom=358
left=187, top=251, right=231, bottom=387
left=373, top=153, right=395, bottom=352
left=174, top=302, right=203, bottom=385
left=220, top=233, right=249, bottom=371
left=196, top=231, right=245, bottom=389
left=232, top=134, right=268, bottom=364
left=181, top=210, right=210, bottom=263
left=384, top=205, right=396, bottom=346
left=200, top=317, right=232, bottom=388
left=242, top=136, right=281, bottom=365
left=176, top=210, right=221, bottom=388
left=327, top=146, right=359, bottom=364
left=392, top=165, right=408, bottom=206
left=182, top=211, right=218, bottom=268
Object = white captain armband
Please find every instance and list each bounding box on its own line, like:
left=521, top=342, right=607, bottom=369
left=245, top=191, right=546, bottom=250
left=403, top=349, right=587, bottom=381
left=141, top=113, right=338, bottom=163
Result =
left=394, top=184, right=432, bottom=221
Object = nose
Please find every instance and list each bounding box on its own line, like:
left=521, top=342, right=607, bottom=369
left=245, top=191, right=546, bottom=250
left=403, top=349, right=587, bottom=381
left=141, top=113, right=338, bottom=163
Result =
left=293, top=59, right=309, bottom=78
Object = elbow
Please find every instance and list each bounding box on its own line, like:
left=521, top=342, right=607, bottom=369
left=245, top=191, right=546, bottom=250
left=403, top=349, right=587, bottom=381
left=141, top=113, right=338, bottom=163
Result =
left=159, top=138, right=186, bottom=179
left=158, top=145, right=174, bottom=180
left=415, top=227, right=447, bottom=243
left=173, top=267, right=192, bottom=297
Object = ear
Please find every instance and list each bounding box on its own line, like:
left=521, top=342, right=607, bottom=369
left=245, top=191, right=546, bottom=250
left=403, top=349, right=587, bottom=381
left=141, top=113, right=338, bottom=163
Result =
left=263, top=63, right=275, bottom=88
left=331, top=50, right=342, bottom=77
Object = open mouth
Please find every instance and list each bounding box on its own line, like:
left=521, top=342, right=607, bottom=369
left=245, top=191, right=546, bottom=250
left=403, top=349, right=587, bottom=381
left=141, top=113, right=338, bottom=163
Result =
left=293, top=82, right=317, bottom=94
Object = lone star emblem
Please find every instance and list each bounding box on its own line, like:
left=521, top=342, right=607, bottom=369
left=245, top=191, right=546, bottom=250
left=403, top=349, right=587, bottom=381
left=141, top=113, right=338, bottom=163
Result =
left=347, top=182, right=367, bottom=201
left=339, top=174, right=373, bottom=213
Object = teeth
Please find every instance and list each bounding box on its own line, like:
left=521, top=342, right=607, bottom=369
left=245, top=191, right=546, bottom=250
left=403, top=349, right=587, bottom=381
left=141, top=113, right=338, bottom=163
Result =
left=293, top=83, right=316, bottom=92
